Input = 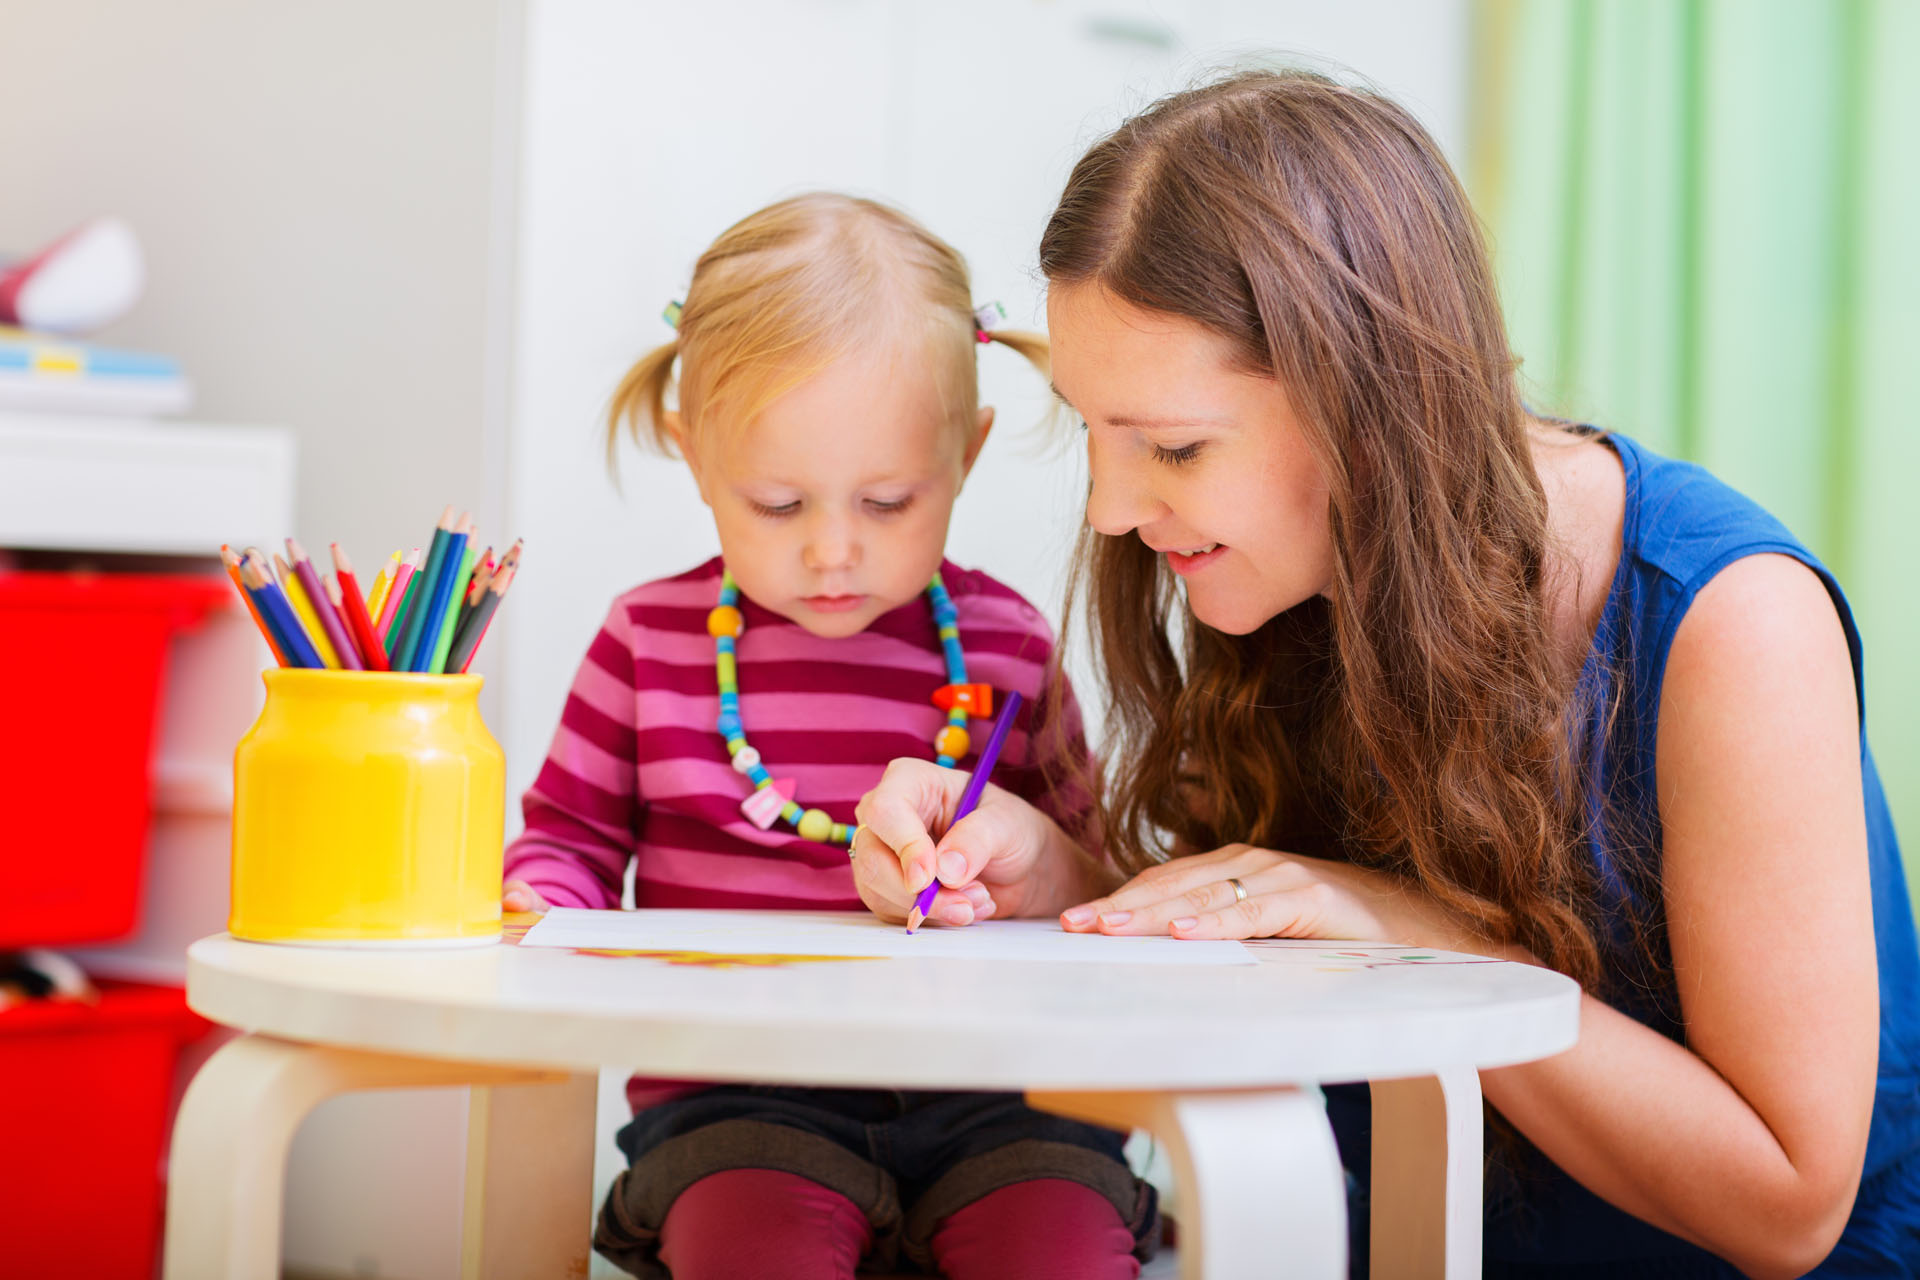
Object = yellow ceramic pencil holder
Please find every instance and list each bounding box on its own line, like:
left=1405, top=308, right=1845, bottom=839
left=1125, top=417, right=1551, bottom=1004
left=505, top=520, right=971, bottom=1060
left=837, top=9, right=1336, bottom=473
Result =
left=230, top=669, right=505, bottom=946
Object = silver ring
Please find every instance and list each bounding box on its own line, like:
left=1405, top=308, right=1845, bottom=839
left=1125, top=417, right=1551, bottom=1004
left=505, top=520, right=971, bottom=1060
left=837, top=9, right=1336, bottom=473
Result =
left=1226, top=877, right=1248, bottom=903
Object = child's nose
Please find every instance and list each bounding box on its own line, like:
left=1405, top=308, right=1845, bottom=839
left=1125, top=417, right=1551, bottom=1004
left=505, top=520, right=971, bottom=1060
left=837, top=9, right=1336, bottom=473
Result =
left=802, top=515, right=859, bottom=572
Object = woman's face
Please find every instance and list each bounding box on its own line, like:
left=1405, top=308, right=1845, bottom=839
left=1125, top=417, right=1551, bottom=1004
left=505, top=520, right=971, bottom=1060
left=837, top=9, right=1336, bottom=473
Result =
left=1047, top=284, right=1334, bottom=635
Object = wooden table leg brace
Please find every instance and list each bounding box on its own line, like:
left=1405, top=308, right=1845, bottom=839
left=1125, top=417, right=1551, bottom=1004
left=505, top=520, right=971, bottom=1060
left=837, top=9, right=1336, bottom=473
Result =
left=1369, top=1067, right=1484, bottom=1280
left=163, top=1032, right=595, bottom=1280
left=1029, top=1087, right=1347, bottom=1280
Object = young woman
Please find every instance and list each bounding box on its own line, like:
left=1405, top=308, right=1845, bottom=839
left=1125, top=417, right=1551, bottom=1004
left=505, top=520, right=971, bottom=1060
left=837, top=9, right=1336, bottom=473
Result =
left=852, top=72, right=1920, bottom=1276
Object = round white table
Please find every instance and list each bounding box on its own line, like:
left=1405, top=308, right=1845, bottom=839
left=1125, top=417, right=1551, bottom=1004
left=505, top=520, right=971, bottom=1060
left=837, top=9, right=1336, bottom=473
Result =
left=164, top=916, right=1579, bottom=1280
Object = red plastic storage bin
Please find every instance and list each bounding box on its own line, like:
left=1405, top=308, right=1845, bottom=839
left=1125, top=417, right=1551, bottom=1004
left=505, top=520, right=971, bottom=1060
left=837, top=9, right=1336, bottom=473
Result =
left=0, top=980, right=209, bottom=1279
left=0, top=571, right=230, bottom=947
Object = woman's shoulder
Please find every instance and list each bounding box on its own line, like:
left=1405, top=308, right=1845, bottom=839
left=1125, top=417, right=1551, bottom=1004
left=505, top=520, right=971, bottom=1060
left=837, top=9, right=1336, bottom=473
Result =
left=1606, top=432, right=1809, bottom=585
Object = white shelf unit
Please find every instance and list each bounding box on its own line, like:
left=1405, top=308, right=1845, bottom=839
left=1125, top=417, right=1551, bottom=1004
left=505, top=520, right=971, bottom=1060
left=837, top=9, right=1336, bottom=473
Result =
left=0, top=411, right=297, bottom=982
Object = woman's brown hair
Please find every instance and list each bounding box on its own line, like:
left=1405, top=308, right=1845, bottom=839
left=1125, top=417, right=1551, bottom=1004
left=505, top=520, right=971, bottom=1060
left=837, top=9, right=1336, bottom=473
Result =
left=1041, top=70, right=1606, bottom=990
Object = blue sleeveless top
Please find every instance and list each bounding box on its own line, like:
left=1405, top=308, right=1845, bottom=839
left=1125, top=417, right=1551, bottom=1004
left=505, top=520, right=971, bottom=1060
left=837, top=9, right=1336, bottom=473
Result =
left=1330, top=432, right=1920, bottom=1274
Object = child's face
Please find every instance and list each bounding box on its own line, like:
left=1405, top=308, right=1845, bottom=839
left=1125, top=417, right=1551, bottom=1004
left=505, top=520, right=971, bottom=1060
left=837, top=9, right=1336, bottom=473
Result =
left=1048, top=284, right=1334, bottom=636
left=678, top=342, right=988, bottom=639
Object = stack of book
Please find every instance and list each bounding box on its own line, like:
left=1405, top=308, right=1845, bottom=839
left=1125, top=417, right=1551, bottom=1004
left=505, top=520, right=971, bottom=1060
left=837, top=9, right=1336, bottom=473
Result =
left=0, top=326, right=192, bottom=416
left=0, top=218, right=190, bottom=416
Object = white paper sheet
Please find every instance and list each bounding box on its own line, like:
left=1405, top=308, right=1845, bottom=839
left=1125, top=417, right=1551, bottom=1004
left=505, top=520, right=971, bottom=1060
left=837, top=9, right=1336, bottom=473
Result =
left=520, top=908, right=1256, bottom=966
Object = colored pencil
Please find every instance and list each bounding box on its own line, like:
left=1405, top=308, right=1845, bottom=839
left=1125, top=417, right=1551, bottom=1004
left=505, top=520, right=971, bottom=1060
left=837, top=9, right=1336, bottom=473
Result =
left=235, top=551, right=300, bottom=667
left=220, top=545, right=289, bottom=666
left=329, top=543, right=390, bottom=672
left=365, top=550, right=401, bottom=618
left=275, top=552, right=342, bottom=669
left=427, top=541, right=481, bottom=675
left=392, top=506, right=455, bottom=669
left=242, top=554, right=325, bottom=669
left=454, top=546, right=493, bottom=639
left=384, top=555, right=427, bottom=654
left=906, top=689, right=1023, bottom=933
left=449, top=539, right=520, bottom=674
left=375, top=549, right=419, bottom=638
left=287, top=539, right=362, bottom=670
left=449, top=565, right=511, bottom=674
left=407, top=513, right=469, bottom=672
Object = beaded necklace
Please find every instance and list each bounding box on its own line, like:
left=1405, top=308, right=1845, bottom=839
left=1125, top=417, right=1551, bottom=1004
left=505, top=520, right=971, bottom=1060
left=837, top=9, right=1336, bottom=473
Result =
left=710, top=568, right=989, bottom=846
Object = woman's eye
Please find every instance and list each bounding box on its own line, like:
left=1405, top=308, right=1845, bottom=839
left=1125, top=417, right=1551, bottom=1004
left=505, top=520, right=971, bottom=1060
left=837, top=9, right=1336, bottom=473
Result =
left=751, top=500, right=800, bottom=518
left=1151, top=442, right=1203, bottom=466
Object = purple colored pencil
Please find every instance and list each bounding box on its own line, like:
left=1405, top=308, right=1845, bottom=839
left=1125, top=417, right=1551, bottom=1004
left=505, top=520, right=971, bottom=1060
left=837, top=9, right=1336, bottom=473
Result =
left=907, top=689, right=1022, bottom=933
left=287, top=538, right=363, bottom=670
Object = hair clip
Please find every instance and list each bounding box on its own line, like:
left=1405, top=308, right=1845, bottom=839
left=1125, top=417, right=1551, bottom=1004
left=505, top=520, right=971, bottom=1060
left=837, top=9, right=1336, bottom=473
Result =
left=662, top=300, right=683, bottom=331
left=972, top=300, right=1005, bottom=344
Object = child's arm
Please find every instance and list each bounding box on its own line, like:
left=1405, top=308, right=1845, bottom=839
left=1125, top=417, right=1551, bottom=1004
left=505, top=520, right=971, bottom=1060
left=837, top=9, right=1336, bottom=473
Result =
left=502, top=602, right=644, bottom=911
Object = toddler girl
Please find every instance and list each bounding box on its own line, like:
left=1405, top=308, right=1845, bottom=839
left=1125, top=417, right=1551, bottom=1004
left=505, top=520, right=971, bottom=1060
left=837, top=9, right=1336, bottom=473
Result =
left=502, top=193, right=1156, bottom=1280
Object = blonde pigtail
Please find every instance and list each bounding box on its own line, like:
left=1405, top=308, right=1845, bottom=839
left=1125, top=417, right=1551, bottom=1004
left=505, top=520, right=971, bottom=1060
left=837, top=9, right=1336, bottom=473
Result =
left=984, top=327, right=1051, bottom=380
left=605, top=338, right=682, bottom=474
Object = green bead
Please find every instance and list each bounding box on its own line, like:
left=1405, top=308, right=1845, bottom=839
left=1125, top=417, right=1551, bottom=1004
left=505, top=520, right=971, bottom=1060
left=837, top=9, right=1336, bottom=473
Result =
left=830, top=823, right=849, bottom=844
left=796, top=808, right=833, bottom=842
left=781, top=801, right=802, bottom=821
left=717, top=652, right=737, bottom=687
left=938, top=625, right=960, bottom=641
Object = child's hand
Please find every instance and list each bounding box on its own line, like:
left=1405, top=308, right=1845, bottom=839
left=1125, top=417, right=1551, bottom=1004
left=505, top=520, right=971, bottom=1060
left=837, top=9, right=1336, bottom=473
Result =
left=502, top=880, right=551, bottom=914
left=852, top=758, right=1066, bottom=925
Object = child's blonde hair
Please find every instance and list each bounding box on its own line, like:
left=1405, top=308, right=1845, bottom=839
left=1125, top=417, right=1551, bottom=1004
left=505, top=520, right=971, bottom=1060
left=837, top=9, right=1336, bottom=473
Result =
left=608, top=192, right=1048, bottom=467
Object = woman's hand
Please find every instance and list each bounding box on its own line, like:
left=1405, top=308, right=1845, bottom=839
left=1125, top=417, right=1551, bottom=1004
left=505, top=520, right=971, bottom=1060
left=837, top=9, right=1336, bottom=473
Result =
left=1060, top=843, right=1471, bottom=947
left=502, top=880, right=551, bottom=914
left=852, top=757, right=1091, bottom=926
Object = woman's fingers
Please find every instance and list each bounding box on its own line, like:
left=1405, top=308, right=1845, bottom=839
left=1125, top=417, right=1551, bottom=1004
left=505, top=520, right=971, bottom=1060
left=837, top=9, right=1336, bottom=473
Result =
left=1167, top=882, right=1338, bottom=941
left=1060, top=845, right=1264, bottom=931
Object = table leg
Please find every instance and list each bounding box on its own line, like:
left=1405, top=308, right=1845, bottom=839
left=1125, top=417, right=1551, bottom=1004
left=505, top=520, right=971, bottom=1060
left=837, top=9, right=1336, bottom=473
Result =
left=1028, top=1087, right=1346, bottom=1280
left=163, top=1033, right=558, bottom=1280
left=1369, top=1068, right=1483, bottom=1279
left=462, top=1072, right=599, bottom=1280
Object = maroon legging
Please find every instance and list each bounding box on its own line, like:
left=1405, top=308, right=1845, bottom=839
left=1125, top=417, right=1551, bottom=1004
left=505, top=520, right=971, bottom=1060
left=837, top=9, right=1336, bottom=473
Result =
left=657, top=1167, right=1142, bottom=1280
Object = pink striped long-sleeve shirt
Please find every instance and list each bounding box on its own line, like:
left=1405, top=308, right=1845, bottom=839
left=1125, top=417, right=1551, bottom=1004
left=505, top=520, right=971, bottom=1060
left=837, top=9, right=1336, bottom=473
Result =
left=503, top=556, right=1093, bottom=913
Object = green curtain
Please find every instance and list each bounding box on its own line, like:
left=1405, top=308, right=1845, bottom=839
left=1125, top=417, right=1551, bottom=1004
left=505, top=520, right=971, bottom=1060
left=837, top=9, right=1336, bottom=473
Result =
left=1470, top=0, right=1920, bottom=883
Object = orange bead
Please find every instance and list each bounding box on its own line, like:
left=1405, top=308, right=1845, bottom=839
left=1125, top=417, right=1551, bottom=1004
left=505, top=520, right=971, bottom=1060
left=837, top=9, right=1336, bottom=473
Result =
left=932, top=682, right=993, bottom=717
left=935, top=725, right=970, bottom=759
left=707, top=605, right=743, bottom=638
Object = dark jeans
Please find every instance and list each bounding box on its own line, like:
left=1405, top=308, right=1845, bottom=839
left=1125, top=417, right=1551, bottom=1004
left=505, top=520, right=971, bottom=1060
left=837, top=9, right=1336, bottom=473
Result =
left=594, top=1086, right=1160, bottom=1278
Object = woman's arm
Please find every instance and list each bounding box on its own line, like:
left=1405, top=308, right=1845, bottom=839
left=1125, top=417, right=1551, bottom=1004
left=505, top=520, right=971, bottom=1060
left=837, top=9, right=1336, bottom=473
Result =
left=1479, top=553, right=1878, bottom=1276
left=1060, top=554, right=1879, bottom=1275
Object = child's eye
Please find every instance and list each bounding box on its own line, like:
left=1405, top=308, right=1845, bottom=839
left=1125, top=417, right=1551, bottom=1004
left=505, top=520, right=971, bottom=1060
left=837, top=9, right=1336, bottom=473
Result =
left=1151, top=442, right=1203, bottom=466
left=866, top=496, right=915, bottom=517
left=750, top=500, right=800, bottom=519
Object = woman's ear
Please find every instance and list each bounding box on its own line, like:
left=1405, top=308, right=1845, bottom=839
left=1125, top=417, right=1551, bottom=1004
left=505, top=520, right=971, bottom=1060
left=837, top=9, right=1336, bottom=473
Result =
left=665, top=410, right=713, bottom=505
left=960, top=406, right=996, bottom=481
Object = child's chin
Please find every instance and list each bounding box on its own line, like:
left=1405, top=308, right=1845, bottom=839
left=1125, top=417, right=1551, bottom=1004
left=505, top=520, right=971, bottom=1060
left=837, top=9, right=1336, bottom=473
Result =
left=787, top=604, right=881, bottom=639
